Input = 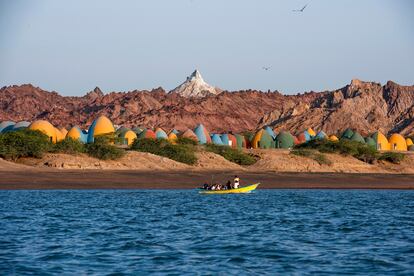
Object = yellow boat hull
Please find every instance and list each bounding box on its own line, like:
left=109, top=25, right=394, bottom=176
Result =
left=199, top=183, right=260, bottom=194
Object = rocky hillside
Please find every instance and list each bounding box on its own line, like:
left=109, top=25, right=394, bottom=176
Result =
left=1, top=79, right=413, bottom=135
left=259, top=79, right=414, bottom=136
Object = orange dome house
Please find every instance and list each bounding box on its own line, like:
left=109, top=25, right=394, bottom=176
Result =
left=388, top=134, right=407, bottom=151
left=29, top=120, right=58, bottom=143
left=372, top=131, right=390, bottom=151
left=307, top=128, right=316, bottom=137
left=87, top=116, right=115, bottom=143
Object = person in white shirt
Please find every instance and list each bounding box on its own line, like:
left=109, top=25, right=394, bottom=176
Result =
left=234, top=175, right=240, bottom=189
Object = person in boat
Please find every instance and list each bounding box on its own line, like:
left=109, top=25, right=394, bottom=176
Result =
left=234, top=175, right=240, bottom=189
left=203, top=183, right=209, bottom=190
left=226, top=180, right=232, bottom=190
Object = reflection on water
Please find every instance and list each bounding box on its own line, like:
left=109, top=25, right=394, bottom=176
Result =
left=0, top=190, right=413, bottom=274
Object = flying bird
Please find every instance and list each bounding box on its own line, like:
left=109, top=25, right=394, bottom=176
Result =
left=262, top=66, right=271, bottom=71
left=293, top=4, right=308, bottom=12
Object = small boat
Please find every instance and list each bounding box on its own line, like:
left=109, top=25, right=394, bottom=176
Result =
left=199, top=183, right=260, bottom=194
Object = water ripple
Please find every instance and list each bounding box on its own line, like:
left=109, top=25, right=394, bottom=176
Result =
left=0, top=189, right=413, bottom=274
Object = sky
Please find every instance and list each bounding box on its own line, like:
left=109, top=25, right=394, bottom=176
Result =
left=0, top=0, right=413, bottom=96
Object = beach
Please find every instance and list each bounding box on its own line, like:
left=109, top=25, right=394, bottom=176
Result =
left=1, top=169, right=413, bottom=190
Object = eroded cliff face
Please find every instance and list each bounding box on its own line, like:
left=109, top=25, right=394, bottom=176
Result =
left=259, top=79, right=414, bottom=136
left=1, top=79, right=414, bottom=135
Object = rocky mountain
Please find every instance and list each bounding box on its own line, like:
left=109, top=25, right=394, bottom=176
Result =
left=169, top=70, right=222, bottom=98
left=0, top=79, right=413, bottom=135
left=259, top=79, right=414, bottom=136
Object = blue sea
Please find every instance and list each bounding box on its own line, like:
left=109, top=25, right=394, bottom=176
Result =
left=1, top=190, right=413, bottom=275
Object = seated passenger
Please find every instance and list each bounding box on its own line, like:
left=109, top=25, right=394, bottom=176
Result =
left=234, top=175, right=240, bottom=189
left=226, top=180, right=232, bottom=190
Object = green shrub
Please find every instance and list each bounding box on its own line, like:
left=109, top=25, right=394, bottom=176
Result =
left=295, top=139, right=379, bottom=164
left=291, top=149, right=332, bottom=165
left=205, top=144, right=257, bottom=165
left=176, top=137, right=198, bottom=146
left=131, top=138, right=197, bottom=165
left=0, top=129, right=52, bottom=160
left=379, top=152, right=405, bottom=164
left=86, top=138, right=125, bottom=160
left=53, top=138, right=85, bottom=154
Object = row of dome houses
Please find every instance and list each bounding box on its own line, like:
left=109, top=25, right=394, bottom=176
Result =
left=0, top=116, right=413, bottom=152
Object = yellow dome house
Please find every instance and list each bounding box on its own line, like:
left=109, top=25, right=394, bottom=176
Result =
left=60, top=128, right=68, bottom=137
left=29, top=120, right=58, bottom=143
left=388, top=134, right=407, bottom=151
left=54, top=127, right=65, bottom=142
left=406, top=138, right=413, bottom=147
left=372, top=131, right=390, bottom=151
left=168, top=132, right=178, bottom=143
left=120, top=130, right=137, bottom=145
left=329, top=135, right=339, bottom=142
left=87, top=116, right=115, bottom=143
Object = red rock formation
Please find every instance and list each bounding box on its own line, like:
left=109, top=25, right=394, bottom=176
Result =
left=1, top=79, right=414, bottom=135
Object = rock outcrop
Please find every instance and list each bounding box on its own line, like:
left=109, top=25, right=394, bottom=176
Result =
left=259, top=79, right=414, bottom=136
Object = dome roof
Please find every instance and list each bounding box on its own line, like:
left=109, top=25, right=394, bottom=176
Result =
left=168, top=132, right=178, bottom=142
left=276, top=131, right=294, bottom=149
left=29, top=120, right=57, bottom=143
left=138, top=129, right=156, bottom=139
left=132, top=127, right=144, bottom=134
left=350, top=132, right=365, bottom=143
left=66, top=126, right=87, bottom=143
left=252, top=129, right=274, bottom=149
left=315, top=131, right=328, bottom=140
left=341, top=128, right=354, bottom=140
left=12, top=121, right=30, bottom=131
left=329, top=135, right=339, bottom=142
left=297, top=131, right=311, bottom=143
left=365, top=137, right=376, bottom=149
left=307, top=128, right=316, bottom=137
left=235, top=134, right=246, bottom=148
left=54, top=127, right=65, bottom=142
left=155, top=128, right=168, bottom=139
left=87, top=116, right=115, bottom=143
left=264, top=126, right=276, bottom=139
left=194, top=124, right=211, bottom=144
left=181, top=129, right=198, bottom=141
left=59, top=127, right=68, bottom=137
left=388, top=134, right=407, bottom=151
left=211, top=133, right=223, bottom=145
left=120, top=130, right=137, bottom=145
left=0, top=121, right=15, bottom=133
left=372, top=131, right=390, bottom=150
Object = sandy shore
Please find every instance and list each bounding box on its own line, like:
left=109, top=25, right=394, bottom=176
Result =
left=1, top=170, right=413, bottom=190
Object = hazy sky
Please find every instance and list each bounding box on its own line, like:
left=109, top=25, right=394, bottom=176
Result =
left=0, top=0, right=413, bottom=96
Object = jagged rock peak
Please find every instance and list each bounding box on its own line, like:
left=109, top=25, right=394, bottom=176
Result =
left=169, top=69, right=222, bottom=98
left=85, top=86, right=104, bottom=100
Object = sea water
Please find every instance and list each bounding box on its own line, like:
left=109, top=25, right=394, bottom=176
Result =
left=0, top=190, right=413, bottom=274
